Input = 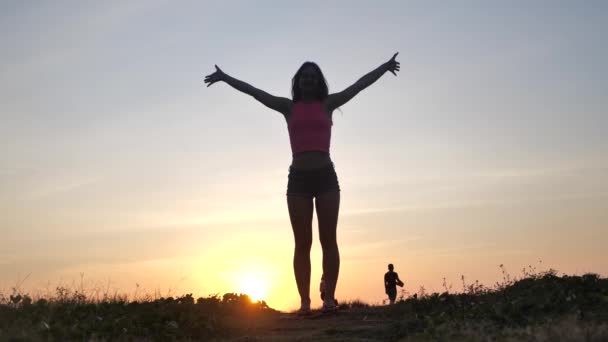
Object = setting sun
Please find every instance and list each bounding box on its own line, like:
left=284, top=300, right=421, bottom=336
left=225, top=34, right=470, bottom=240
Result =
left=238, top=274, right=268, bottom=302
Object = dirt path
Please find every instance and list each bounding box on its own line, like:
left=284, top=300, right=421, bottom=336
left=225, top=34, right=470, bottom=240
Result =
left=228, top=309, right=397, bottom=342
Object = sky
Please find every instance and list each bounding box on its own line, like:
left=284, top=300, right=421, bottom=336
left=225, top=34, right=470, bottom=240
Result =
left=1, top=0, right=607, bottom=310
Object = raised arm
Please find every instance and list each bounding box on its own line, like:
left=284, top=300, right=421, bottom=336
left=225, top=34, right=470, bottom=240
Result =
left=204, top=65, right=291, bottom=116
left=325, top=52, right=400, bottom=112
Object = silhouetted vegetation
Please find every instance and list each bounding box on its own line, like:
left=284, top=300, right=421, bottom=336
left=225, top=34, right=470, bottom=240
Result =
left=2, top=267, right=607, bottom=341
left=0, top=290, right=277, bottom=341
left=337, top=269, right=608, bottom=341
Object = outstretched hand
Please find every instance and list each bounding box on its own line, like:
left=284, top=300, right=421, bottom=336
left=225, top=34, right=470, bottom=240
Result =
left=204, top=65, right=226, bottom=87
left=385, top=52, right=400, bottom=76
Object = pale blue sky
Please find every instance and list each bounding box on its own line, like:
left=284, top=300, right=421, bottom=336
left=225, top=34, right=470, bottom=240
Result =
left=1, top=1, right=607, bottom=309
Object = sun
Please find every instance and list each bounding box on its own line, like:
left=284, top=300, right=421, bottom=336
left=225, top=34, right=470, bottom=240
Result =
left=238, top=274, right=268, bottom=302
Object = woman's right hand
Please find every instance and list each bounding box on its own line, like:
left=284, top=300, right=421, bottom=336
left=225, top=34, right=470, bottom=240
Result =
left=204, top=65, right=226, bottom=87
left=384, top=52, right=400, bottom=76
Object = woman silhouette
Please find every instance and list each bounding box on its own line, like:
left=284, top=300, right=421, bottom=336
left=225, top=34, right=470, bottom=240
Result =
left=204, top=53, right=400, bottom=314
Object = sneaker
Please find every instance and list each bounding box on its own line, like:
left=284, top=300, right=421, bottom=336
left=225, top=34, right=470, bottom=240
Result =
left=296, top=305, right=312, bottom=316
left=296, top=308, right=312, bottom=316
left=321, top=302, right=338, bottom=314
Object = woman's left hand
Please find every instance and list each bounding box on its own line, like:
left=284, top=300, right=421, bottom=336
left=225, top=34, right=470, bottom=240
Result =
left=385, top=52, right=400, bottom=76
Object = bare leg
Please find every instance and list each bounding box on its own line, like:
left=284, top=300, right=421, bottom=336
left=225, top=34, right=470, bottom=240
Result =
left=315, top=191, right=340, bottom=306
left=287, top=195, right=314, bottom=310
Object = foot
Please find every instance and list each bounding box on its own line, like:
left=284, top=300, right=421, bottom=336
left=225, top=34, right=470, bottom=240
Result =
left=296, top=300, right=311, bottom=316
left=296, top=306, right=312, bottom=316
left=322, top=301, right=338, bottom=314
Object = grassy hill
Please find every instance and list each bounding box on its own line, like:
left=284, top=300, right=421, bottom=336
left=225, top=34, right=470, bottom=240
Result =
left=1, top=270, right=607, bottom=341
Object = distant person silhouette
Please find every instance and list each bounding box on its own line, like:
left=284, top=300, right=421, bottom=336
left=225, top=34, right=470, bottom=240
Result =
left=384, top=263, right=404, bottom=304
left=205, top=53, right=400, bottom=314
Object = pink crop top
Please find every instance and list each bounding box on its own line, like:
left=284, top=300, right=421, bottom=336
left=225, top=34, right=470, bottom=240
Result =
left=287, top=101, right=332, bottom=155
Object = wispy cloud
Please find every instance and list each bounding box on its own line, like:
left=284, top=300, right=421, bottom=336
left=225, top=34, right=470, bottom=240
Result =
left=342, top=162, right=608, bottom=217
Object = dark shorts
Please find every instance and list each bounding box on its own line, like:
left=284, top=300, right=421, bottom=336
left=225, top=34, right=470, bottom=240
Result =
left=286, top=162, right=340, bottom=198
left=386, top=287, right=397, bottom=301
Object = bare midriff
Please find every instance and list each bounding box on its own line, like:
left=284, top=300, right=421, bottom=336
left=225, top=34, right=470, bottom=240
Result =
left=290, top=151, right=333, bottom=170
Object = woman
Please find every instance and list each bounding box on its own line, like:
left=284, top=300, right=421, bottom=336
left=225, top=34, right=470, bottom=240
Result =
left=204, top=53, right=400, bottom=314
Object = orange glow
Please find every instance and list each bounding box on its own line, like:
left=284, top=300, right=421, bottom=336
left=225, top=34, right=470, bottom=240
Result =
left=238, top=273, right=268, bottom=302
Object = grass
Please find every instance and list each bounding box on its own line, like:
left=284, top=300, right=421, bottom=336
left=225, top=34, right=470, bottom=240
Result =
left=335, top=270, right=608, bottom=341
left=0, top=290, right=277, bottom=341
left=1, top=266, right=608, bottom=341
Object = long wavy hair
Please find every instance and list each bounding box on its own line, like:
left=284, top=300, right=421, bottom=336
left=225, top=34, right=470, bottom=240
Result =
left=291, top=62, right=329, bottom=102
